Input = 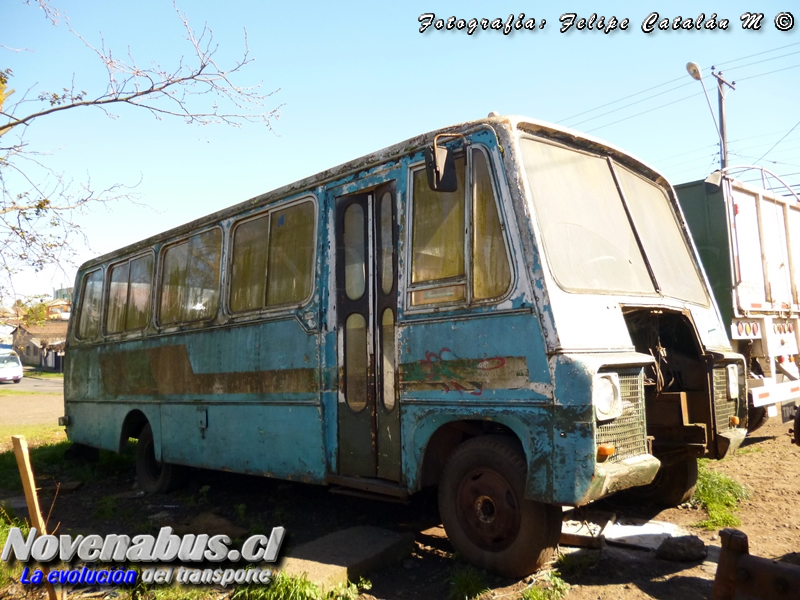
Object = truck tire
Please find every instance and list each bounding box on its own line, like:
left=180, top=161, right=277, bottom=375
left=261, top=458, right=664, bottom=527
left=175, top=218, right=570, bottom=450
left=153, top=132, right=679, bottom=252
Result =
left=438, top=436, right=561, bottom=577
left=747, top=402, right=769, bottom=434
left=628, top=457, right=698, bottom=506
left=794, top=405, right=800, bottom=446
left=136, top=423, right=184, bottom=494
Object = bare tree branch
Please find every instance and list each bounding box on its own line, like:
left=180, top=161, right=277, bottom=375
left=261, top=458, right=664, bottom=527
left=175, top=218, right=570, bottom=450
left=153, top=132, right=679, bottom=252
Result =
left=0, top=0, right=281, bottom=300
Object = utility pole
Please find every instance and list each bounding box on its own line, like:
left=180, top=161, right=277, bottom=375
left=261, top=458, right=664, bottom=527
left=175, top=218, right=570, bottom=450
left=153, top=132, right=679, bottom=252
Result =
left=686, top=62, right=735, bottom=171
left=713, top=69, right=736, bottom=170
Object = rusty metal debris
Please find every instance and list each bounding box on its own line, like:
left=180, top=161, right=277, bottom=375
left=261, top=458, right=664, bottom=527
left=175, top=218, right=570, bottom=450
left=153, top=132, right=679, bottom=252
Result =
left=711, top=528, right=800, bottom=600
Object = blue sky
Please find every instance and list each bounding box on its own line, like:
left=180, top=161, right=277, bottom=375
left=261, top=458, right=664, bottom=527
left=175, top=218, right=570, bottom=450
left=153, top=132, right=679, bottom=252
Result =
left=1, top=0, right=798, bottom=298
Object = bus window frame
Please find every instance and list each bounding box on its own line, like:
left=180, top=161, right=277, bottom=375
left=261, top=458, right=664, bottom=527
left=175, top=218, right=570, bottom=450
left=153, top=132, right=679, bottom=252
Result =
left=74, top=266, right=106, bottom=343
left=103, top=249, right=156, bottom=338
left=224, top=194, right=319, bottom=318
left=405, top=143, right=516, bottom=313
left=155, top=225, right=225, bottom=329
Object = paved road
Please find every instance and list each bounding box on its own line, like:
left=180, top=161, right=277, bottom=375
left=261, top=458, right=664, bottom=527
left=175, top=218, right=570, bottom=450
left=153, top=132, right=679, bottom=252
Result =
left=6, top=375, right=64, bottom=394
left=0, top=375, right=64, bottom=426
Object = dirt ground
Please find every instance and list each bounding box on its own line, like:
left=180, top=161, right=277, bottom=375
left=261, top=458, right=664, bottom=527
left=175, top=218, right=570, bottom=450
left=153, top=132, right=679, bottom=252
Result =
left=1, top=401, right=799, bottom=600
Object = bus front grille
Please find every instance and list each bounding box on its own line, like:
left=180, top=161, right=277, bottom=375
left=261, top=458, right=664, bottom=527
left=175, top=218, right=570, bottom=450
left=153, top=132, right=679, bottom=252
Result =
left=713, top=367, right=735, bottom=433
left=595, top=369, right=647, bottom=463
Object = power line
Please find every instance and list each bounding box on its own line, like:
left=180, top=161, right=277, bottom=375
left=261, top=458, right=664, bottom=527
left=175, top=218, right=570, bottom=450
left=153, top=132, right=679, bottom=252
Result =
left=557, top=42, right=800, bottom=127
left=585, top=91, right=702, bottom=133
left=569, top=81, right=695, bottom=128
left=754, top=119, right=800, bottom=164
left=556, top=75, right=686, bottom=125
left=715, top=41, right=800, bottom=67
left=717, top=50, right=800, bottom=75
left=736, top=62, right=800, bottom=82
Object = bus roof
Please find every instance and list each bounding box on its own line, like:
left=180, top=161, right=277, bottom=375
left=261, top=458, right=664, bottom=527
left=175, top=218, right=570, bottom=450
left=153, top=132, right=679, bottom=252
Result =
left=78, top=114, right=669, bottom=270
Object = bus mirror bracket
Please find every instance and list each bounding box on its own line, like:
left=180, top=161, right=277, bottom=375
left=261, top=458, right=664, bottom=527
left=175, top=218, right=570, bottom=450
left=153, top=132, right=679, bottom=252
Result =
left=424, top=134, right=466, bottom=193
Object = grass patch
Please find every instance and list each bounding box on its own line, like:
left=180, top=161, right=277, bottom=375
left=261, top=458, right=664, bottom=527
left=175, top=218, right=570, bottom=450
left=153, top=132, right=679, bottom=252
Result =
left=693, top=459, right=749, bottom=529
left=520, top=571, right=570, bottom=600
left=0, top=389, right=54, bottom=396
left=447, top=564, right=489, bottom=600
left=0, top=507, right=28, bottom=589
left=556, top=549, right=599, bottom=577
left=230, top=572, right=371, bottom=600
left=22, top=368, right=64, bottom=379
left=0, top=440, right=135, bottom=492
left=0, top=425, right=66, bottom=453
left=736, top=446, right=762, bottom=455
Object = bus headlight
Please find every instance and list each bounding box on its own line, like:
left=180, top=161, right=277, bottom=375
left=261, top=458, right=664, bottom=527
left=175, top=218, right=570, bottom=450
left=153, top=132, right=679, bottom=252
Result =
left=594, top=373, right=622, bottom=421
left=726, top=364, right=739, bottom=400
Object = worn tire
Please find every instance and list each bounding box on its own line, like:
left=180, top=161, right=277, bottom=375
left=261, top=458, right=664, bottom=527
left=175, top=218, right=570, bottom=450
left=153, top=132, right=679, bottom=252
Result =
left=629, top=457, right=698, bottom=506
left=438, top=436, right=561, bottom=577
left=747, top=403, right=769, bottom=434
left=794, top=405, right=800, bottom=447
left=136, top=423, right=184, bottom=494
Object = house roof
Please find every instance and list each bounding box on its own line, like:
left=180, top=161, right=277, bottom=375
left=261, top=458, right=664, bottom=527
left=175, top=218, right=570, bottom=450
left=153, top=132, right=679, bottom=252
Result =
left=15, top=321, right=69, bottom=344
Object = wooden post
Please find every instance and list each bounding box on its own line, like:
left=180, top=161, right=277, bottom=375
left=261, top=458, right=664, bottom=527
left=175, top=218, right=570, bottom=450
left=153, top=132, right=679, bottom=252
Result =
left=11, top=435, right=59, bottom=600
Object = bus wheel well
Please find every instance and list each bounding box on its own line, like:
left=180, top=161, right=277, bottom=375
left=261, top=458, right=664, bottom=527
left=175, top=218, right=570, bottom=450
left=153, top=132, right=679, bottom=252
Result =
left=119, top=410, right=149, bottom=453
left=420, top=420, right=521, bottom=489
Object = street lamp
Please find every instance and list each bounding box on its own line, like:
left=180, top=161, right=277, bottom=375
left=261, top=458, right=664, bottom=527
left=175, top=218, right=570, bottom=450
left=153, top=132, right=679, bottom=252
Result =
left=686, top=61, right=736, bottom=170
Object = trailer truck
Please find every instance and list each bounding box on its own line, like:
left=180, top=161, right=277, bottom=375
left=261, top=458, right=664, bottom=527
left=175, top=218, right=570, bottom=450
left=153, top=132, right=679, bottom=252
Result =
left=676, top=168, right=800, bottom=432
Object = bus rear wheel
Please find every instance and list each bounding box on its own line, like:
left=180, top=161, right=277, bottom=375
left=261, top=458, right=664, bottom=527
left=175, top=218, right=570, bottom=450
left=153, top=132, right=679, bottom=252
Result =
left=136, top=423, right=184, bottom=494
left=438, top=436, right=561, bottom=577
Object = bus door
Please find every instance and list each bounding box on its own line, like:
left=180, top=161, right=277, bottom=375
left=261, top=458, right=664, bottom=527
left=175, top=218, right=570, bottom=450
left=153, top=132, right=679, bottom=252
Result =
left=335, top=183, right=400, bottom=481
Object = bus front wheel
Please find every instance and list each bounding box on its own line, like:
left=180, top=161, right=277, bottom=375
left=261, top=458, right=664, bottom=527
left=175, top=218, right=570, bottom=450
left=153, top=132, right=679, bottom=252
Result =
left=136, top=423, right=184, bottom=494
left=438, top=436, right=561, bottom=577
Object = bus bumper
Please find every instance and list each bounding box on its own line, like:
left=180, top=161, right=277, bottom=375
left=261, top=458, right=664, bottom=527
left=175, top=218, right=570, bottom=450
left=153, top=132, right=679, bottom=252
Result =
left=576, top=454, right=661, bottom=506
left=717, top=428, right=746, bottom=458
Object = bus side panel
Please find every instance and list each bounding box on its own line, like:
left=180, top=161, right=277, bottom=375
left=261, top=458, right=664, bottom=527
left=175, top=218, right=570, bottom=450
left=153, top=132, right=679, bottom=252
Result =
left=65, top=397, right=161, bottom=455
left=397, top=311, right=554, bottom=495
left=550, top=357, right=595, bottom=503
left=401, top=405, right=554, bottom=499
left=67, top=318, right=327, bottom=482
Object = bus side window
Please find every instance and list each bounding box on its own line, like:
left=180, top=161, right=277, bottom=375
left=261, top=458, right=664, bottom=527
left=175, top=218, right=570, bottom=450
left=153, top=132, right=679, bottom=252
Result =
left=229, top=200, right=316, bottom=312
left=76, top=269, right=104, bottom=340
left=472, top=148, right=511, bottom=300
left=410, top=147, right=511, bottom=306
left=159, top=229, right=222, bottom=325
left=411, top=155, right=467, bottom=305
left=266, top=201, right=315, bottom=306
left=107, top=254, right=154, bottom=334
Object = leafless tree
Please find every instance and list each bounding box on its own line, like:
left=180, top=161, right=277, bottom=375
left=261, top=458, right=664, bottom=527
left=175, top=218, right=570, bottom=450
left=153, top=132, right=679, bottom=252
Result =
left=0, top=0, right=280, bottom=300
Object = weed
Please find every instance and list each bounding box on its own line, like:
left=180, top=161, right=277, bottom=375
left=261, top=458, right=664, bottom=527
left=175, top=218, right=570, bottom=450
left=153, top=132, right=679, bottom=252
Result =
left=0, top=440, right=135, bottom=493
left=693, top=459, right=749, bottom=529
left=448, top=564, right=489, bottom=600
left=198, top=485, right=211, bottom=504
left=519, top=570, right=570, bottom=600
left=0, top=507, right=27, bottom=589
left=236, top=503, right=247, bottom=521
left=0, top=424, right=65, bottom=453
left=556, top=549, right=599, bottom=577
left=21, top=368, right=64, bottom=379
left=231, top=572, right=371, bottom=600
left=94, top=496, right=118, bottom=520
left=736, top=446, right=762, bottom=456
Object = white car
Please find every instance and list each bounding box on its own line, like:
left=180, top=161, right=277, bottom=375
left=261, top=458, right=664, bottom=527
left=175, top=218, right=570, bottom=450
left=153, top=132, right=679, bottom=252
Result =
left=0, top=352, right=23, bottom=383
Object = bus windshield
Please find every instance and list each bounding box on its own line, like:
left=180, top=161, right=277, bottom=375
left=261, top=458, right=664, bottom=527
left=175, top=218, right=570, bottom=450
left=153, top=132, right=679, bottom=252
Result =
left=520, top=136, right=708, bottom=305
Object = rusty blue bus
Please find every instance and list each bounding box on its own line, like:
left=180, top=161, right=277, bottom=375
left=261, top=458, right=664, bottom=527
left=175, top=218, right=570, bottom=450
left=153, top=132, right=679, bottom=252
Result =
left=63, top=115, right=746, bottom=576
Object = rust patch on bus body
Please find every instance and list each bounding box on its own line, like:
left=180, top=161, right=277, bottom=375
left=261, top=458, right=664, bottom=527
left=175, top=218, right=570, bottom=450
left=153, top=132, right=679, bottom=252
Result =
left=399, top=349, right=529, bottom=396
left=100, top=345, right=317, bottom=396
